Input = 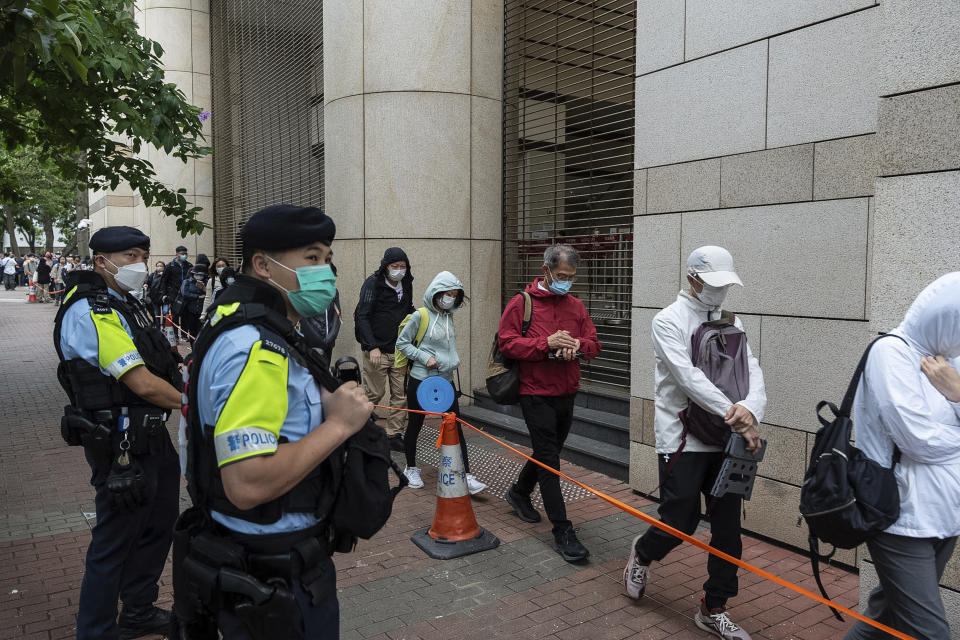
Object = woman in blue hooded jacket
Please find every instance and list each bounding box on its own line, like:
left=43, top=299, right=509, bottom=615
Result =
left=396, top=271, right=486, bottom=494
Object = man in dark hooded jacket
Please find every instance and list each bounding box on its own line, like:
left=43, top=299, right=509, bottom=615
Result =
left=354, top=247, right=414, bottom=450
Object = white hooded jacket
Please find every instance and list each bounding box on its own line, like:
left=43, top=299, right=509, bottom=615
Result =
left=854, top=272, right=960, bottom=539
left=651, top=291, right=767, bottom=454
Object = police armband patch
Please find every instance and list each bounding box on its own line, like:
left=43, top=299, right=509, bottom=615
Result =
left=105, top=351, right=145, bottom=378
left=215, top=426, right=280, bottom=466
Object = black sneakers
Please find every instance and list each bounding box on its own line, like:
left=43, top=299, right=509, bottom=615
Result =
left=505, top=485, right=541, bottom=523
left=118, top=605, right=171, bottom=640
left=553, top=527, right=589, bottom=563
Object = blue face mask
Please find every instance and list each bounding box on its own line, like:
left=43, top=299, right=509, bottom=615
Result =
left=548, top=269, right=573, bottom=296
left=267, top=256, right=337, bottom=317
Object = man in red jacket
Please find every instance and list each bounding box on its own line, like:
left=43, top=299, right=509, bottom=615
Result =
left=498, top=244, right=602, bottom=562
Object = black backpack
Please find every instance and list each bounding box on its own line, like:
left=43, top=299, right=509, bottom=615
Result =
left=798, top=333, right=906, bottom=620
left=485, top=292, right=532, bottom=404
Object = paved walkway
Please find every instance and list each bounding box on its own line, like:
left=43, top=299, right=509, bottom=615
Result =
left=0, top=288, right=859, bottom=639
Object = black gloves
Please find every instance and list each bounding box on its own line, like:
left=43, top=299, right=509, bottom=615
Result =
left=107, top=452, right=147, bottom=510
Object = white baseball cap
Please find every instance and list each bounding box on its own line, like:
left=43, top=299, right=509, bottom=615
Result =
left=686, top=246, right=743, bottom=287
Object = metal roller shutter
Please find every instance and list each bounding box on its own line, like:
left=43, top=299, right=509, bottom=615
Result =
left=210, top=0, right=324, bottom=266
left=502, top=0, right=637, bottom=390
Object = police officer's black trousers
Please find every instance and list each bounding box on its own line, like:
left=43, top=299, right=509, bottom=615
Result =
left=217, top=559, right=340, bottom=640
left=634, top=452, right=742, bottom=611
left=77, top=435, right=180, bottom=640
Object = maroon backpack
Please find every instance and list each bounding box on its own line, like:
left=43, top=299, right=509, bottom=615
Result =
left=678, top=310, right=751, bottom=450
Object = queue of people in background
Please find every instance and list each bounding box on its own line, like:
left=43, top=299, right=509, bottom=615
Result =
left=396, top=270, right=487, bottom=495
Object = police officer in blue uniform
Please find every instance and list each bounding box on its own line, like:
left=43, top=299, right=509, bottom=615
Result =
left=172, top=205, right=374, bottom=640
left=54, top=226, right=183, bottom=640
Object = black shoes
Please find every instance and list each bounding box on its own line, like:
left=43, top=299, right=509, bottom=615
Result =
left=118, top=605, right=171, bottom=640
left=388, top=434, right=405, bottom=452
left=553, top=527, right=589, bottom=563
left=505, top=485, right=542, bottom=523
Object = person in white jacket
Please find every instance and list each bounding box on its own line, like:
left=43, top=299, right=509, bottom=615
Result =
left=624, top=246, right=766, bottom=640
left=845, top=273, right=960, bottom=640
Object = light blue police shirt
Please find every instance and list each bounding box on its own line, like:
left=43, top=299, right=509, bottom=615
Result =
left=59, top=288, right=141, bottom=376
left=196, top=324, right=326, bottom=535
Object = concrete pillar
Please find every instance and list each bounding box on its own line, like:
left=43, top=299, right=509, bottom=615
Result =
left=323, top=0, right=504, bottom=396
left=88, top=0, right=213, bottom=264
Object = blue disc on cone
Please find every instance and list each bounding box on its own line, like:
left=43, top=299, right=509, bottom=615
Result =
left=417, top=376, right=455, bottom=413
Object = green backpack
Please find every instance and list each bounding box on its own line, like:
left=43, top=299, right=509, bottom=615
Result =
left=394, top=307, right=429, bottom=369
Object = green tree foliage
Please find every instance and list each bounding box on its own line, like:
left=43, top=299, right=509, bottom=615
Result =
left=0, top=0, right=211, bottom=236
left=0, top=144, right=76, bottom=253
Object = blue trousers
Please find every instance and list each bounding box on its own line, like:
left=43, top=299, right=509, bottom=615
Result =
left=76, top=436, right=180, bottom=640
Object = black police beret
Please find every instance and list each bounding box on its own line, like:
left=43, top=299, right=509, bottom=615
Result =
left=89, top=226, right=150, bottom=253
left=240, top=204, right=336, bottom=251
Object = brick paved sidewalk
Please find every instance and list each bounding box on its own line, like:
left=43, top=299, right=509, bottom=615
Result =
left=0, top=289, right=859, bottom=639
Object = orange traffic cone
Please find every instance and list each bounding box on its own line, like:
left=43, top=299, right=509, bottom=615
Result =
left=410, top=413, right=500, bottom=560
left=27, top=284, right=37, bottom=303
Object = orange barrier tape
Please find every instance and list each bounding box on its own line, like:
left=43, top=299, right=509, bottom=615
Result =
left=374, top=403, right=915, bottom=640
left=154, top=313, right=196, bottom=342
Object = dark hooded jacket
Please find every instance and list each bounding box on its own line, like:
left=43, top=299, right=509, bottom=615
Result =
left=353, top=247, right=414, bottom=352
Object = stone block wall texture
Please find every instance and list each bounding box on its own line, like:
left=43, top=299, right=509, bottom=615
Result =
left=631, top=0, right=960, bottom=609
left=88, top=0, right=214, bottom=264
left=323, top=0, right=504, bottom=397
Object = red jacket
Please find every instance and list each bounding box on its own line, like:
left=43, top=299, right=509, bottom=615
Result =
left=497, top=278, right=601, bottom=396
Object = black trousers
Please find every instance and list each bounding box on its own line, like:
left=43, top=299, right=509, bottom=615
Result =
left=181, top=309, right=201, bottom=345
left=635, top=452, right=742, bottom=610
left=77, top=435, right=181, bottom=640
left=404, top=376, right=469, bottom=472
left=218, top=559, right=340, bottom=640
left=515, top=394, right=576, bottom=535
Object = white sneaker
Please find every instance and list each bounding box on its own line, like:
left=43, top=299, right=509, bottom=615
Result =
left=694, top=602, right=752, bottom=640
left=466, top=474, right=487, bottom=495
left=403, top=467, right=423, bottom=489
left=623, top=535, right=650, bottom=599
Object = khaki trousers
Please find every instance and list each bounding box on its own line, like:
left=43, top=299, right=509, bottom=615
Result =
left=362, top=351, right=407, bottom=437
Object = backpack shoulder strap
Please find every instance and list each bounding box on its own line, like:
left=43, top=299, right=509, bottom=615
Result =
left=838, top=333, right=909, bottom=417
left=520, top=292, right=533, bottom=336
left=414, top=307, right=429, bottom=346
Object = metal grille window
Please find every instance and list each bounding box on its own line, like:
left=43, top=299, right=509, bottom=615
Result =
left=502, top=0, right=636, bottom=389
left=210, top=0, right=324, bottom=265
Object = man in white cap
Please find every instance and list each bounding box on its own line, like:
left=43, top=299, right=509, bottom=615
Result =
left=623, top=246, right=766, bottom=640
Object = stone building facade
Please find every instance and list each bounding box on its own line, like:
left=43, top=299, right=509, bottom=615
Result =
left=87, top=0, right=214, bottom=264
left=628, top=0, right=960, bottom=619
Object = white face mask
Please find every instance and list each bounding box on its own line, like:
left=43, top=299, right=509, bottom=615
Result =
left=437, top=294, right=457, bottom=310
left=216, top=267, right=224, bottom=275
left=388, top=268, right=406, bottom=282
left=105, top=258, right=148, bottom=292
left=695, top=282, right=730, bottom=308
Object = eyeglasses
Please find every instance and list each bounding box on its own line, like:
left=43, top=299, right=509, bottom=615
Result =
left=550, top=268, right=577, bottom=283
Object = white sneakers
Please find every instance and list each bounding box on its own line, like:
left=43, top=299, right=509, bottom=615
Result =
left=403, top=467, right=423, bottom=488
left=694, top=603, right=752, bottom=640
left=403, top=467, right=487, bottom=495
left=466, top=474, right=487, bottom=495
left=623, top=535, right=650, bottom=599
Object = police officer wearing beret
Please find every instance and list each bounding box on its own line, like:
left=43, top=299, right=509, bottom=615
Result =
left=54, top=226, right=184, bottom=640
left=172, top=205, right=373, bottom=640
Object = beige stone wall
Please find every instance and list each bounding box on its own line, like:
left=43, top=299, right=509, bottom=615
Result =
left=88, top=0, right=213, bottom=264
left=323, top=0, right=504, bottom=397
left=631, top=0, right=960, bottom=608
